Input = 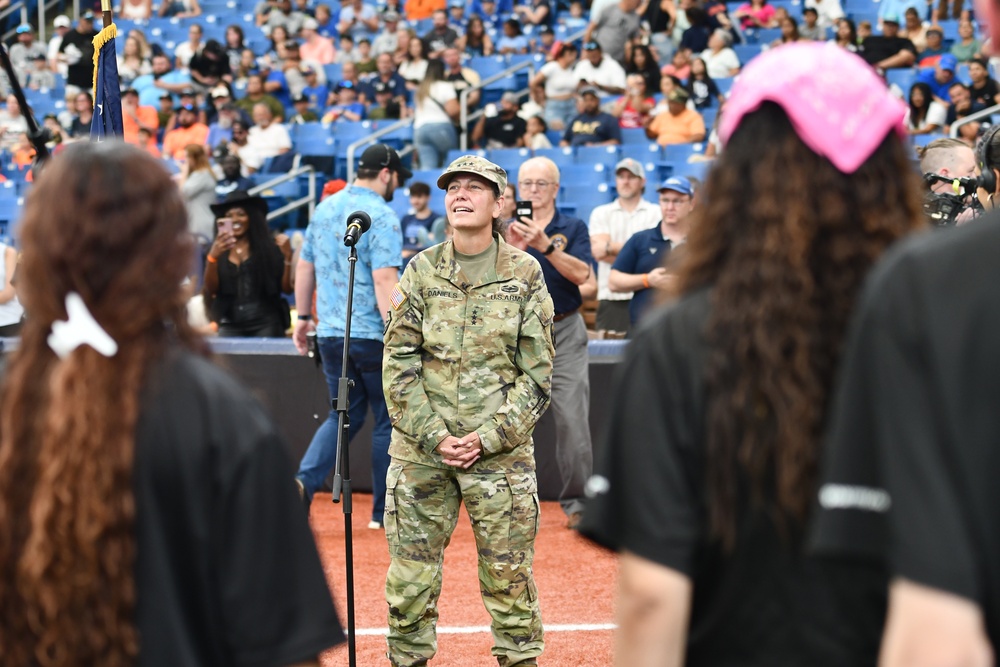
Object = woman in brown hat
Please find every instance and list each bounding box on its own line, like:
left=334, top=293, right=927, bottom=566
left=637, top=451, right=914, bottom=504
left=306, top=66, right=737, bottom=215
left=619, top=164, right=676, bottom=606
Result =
left=202, top=190, right=293, bottom=336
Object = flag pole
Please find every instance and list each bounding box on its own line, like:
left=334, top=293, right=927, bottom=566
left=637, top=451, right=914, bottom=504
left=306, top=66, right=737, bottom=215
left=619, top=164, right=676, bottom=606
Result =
left=101, top=0, right=112, bottom=29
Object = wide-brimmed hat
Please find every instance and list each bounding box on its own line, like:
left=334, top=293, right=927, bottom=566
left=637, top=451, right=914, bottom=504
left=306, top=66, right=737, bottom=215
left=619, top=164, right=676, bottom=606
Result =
left=210, top=190, right=269, bottom=218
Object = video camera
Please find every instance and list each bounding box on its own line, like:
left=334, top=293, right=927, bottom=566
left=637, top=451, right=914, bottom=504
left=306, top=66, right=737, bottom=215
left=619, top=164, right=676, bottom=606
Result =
left=923, top=173, right=983, bottom=226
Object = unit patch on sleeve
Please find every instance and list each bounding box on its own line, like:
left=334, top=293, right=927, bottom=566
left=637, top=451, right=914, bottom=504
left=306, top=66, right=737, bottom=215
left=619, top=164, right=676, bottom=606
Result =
left=390, top=282, right=408, bottom=310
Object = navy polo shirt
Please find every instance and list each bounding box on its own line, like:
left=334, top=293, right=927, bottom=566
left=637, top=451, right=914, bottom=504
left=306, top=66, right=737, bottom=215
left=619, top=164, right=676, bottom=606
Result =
left=612, top=224, right=671, bottom=324
left=526, top=211, right=593, bottom=316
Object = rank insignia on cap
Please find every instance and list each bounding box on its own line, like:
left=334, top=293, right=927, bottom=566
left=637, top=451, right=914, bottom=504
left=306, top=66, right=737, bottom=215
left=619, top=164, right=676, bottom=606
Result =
left=390, top=282, right=408, bottom=310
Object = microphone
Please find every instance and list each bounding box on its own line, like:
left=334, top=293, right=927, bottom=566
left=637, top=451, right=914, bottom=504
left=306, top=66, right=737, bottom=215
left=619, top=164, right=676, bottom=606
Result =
left=343, top=211, right=372, bottom=247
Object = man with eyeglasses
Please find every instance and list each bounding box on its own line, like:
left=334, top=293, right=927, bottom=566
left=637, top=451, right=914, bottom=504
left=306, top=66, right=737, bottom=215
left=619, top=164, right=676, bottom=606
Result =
left=609, top=176, right=695, bottom=327
left=509, top=156, right=596, bottom=529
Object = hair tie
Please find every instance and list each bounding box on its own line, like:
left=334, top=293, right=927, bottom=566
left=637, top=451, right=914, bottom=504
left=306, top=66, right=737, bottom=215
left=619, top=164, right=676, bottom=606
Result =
left=47, top=292, right=119, bottom=360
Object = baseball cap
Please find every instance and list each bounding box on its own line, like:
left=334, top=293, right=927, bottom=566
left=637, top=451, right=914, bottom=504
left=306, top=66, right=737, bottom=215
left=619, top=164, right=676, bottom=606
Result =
left=210, top=84, right=230, bottom=98
left=372, top=80, right=391, bottom=94
left=358, top=143, right=413, bottom=179
left=337, top=79, right=355, bottom=91
left=436, top=154, right=507, bottom=191
left=448, top=0, right=464, bottom=7
left=383, top=10, right=400, bottom=20
left=176, top=103, right=197, bottom=112
left=539, top=24, right=554, bottom=34
left=302, top=17, right=319, bottom=30
left=615, top=158, right=645, bottom=179
left=658, top=176, right=693, bottom=196
left=667, top=87, right=689, bottom=102
left=579, top=85, right=600, bottom=97
left=80, top=11, right=94, bottom=20
left=583, top=40, right=600, bottom=50
left=501, top=91, right=520, bottom=105
left=926, top=26, right=943, bottom=35
left=939, top=53, right=958, bottom=71
left=719, top=42, right=906, bottom=174
left=122, top=87, right=139, bottom=97
left=53, top=15, right=71, bottom=28
left=301, top=64, right=316, bottom=75
left=882, top=13, right=899, bottom=23
left=15, top=23, right=31, bottom=34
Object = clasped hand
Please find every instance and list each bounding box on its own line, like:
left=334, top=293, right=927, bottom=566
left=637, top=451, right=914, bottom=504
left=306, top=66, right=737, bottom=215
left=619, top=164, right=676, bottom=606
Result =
left=437, top=433, right=483, bottom=469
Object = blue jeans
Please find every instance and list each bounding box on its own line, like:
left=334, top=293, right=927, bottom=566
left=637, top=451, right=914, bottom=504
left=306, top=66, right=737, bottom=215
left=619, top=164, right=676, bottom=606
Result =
left=296, top=337, right=392, bottom=523
left=414, top=122, right=458, bottom=169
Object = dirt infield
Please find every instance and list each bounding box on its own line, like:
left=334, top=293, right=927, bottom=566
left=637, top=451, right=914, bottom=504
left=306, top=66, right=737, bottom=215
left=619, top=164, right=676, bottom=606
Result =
left=310, top=492, right=618, bottom=666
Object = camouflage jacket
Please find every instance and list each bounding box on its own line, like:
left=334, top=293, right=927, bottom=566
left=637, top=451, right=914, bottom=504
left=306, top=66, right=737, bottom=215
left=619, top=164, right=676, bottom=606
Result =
left=383, top=235, right=555, bottom=473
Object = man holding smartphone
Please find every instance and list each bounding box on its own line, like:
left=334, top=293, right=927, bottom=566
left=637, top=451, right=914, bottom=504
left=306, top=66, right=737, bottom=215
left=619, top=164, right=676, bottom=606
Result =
left=509, top=156, right=595, bottom=528
left=293, top=143, right=410, bottom=529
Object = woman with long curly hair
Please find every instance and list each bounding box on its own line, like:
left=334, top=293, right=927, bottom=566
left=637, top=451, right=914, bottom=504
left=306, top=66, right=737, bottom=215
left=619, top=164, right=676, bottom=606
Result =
left=580, top=43, right=925, bottom=666
left=0, top=142, right=343, bottom=667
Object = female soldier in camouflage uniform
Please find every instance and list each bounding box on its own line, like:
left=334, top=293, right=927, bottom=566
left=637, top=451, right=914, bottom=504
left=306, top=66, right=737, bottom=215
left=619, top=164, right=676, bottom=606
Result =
left=382, top=155, right=555, bottom=667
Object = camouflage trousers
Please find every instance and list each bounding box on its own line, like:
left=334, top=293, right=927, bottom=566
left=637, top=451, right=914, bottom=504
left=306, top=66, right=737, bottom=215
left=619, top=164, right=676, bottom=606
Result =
left=384, top=458, right=543, bottom=667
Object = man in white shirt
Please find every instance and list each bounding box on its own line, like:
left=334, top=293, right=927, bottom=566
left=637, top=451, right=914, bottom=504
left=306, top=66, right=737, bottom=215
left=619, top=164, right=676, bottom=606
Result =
left=47, top=15, right=72, bottom=77
left=247, top=102, right=292, bottom=164
left=574, top=41, right=627, bottom=97
left=589, top=158, right=660, bottom=333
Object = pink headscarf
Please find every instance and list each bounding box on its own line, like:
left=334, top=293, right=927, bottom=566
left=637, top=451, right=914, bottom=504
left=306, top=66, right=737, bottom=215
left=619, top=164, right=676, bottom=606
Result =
left=719, top=42, right=908, bottom=174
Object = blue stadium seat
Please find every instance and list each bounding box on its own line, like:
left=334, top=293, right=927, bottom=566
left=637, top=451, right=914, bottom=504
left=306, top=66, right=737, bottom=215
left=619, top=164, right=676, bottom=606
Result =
left=468, top=55, right=508, bottom=80
left=886, top=68, right=918, bottom=95
left=663, top=142, right=705, bottom=163
left=561, top=182, right=614, bottom=222
left=714, top=76, right=735, bottom=96
left=733, top=44, right=764, bottom=65
left=745, top=27, right=782, bottom=44
left=486, top=146, right=531, bottom=178
left=532, top=146, right=574, bottom=168
left=291, top=122, right=333, bottom=146
left=912, top=132, right=946, bottom=148
left=558, top=162, right=610, bottom=187
left=446, top=148, right=485, bottom=165
left=575, top=144, right=621, bottom=170
left=620, top=141, right=662, bottom=164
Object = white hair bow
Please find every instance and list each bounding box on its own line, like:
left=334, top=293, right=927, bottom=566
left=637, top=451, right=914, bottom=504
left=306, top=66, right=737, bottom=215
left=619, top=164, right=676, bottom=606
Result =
left=47, top=292, right=118, bottom=360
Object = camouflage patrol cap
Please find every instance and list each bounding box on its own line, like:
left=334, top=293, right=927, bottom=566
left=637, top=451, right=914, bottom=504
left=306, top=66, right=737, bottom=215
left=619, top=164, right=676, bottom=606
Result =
left=436, top=154, right=508, bottom=192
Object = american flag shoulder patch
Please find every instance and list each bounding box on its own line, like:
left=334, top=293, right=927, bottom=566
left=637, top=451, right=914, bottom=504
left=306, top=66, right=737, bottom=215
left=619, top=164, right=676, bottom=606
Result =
left=390, top=282, right=408, bottom=310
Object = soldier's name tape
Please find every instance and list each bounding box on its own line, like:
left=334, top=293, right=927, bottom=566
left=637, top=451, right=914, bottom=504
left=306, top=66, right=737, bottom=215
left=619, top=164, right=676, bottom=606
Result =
left=356, top=623, right=616, bottom=637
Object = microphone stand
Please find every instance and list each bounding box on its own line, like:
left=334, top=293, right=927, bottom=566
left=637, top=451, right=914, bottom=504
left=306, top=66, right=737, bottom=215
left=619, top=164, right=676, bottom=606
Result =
left=332, top=239, right=359, bottom=667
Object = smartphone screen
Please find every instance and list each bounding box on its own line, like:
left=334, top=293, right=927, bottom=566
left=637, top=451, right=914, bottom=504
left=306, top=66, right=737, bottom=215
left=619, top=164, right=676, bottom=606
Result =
left=217, top=217, right=234, bottom=236
left=515, top=200, right=533, bottom=220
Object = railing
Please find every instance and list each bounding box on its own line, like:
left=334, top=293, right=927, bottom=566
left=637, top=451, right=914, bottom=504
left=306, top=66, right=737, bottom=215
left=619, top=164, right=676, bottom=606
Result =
left=344, top=116, right=414, bottom=183
left=458, top=27, right=588, bottom=151
left=0, top=2, right=29, bottom=43
left=951, top=102, right=1000, bottom=139
left=249, top=163, right=317, bottom=222
left=459, top=60, right=536, bottom=151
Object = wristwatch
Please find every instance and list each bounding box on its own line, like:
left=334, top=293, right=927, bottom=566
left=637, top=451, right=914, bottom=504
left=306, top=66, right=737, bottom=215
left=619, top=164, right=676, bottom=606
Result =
left=543, top=242, right=556, bottom=255
left=297, top=314, right=313, bottom=321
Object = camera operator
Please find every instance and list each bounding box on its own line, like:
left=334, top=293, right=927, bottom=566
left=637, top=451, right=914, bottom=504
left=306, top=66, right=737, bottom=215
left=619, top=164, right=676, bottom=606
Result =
left=920, top=137, right=980, bottom=225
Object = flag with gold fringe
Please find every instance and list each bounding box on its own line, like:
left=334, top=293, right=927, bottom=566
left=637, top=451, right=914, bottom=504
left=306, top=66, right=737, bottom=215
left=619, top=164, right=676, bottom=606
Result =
left=90, top=23, right=123, bottom=140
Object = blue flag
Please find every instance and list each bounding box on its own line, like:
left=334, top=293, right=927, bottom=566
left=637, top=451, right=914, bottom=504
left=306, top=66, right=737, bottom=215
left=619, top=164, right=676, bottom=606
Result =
left=90, top=24, right=123, bottom=140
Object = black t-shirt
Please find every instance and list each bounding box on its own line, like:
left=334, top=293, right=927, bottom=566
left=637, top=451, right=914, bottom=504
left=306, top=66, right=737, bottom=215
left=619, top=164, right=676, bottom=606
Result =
left=686, top=77, right=720, bottom=109
left=133, top=349, right=344, bottom=666
left=482, top=112, right=526, bottom=148
left=811, top=218, right=1000, bottom=650
left=859, top=36, right=916, bottom=66
left=579, top=289, right=886, bottom=666
left=971, top=78, right=1000, bottom=108
left=59, top=28, right=99, bottom=89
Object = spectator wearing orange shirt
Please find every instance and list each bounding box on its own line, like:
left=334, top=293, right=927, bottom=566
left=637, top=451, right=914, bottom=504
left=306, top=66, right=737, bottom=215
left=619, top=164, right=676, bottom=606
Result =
left=162, top=104, right=209, bottom=160
left=406, top=0, right=445, bottom=21
left=646, top=88, right=706, bottom=146
left=121, top=88, right=159, bottom=152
